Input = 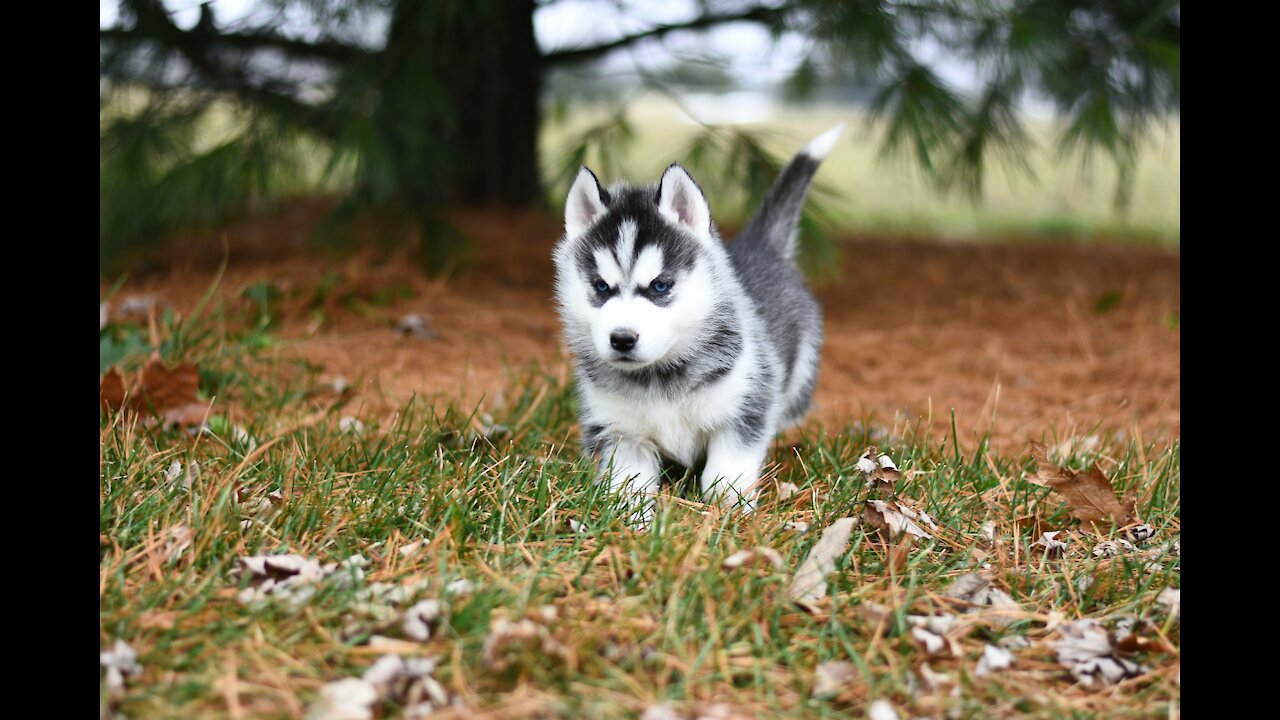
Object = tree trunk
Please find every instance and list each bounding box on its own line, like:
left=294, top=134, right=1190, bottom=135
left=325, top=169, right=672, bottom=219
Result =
left=1112, top=159, right=1134, bottom=219
left=383, top=0, right=543, bottom=207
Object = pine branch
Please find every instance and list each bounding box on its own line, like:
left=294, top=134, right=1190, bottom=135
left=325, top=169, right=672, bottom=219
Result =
left=100, top=27, right=373, bottom=65
left=541, top=5, right=786, bottom=67
left=104, top=0, right=347, bottom=139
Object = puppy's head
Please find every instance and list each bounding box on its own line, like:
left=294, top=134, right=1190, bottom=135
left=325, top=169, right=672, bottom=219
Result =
left=553, top=163, right=720, bottom=371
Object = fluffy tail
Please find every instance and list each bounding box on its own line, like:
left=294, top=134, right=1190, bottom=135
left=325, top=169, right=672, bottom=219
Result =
left=737, top=124, right=844, bottom=260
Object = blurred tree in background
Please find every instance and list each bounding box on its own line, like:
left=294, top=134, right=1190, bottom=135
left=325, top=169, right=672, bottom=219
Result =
left=100, top=0, right=1179, bottom=272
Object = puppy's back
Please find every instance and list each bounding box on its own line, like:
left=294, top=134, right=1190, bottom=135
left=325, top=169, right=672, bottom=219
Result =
left=726, top=126, right=841, bottom=423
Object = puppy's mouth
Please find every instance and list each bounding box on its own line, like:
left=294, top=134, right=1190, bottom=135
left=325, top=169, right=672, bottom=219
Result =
left=606, top=350, right=658, bottom=369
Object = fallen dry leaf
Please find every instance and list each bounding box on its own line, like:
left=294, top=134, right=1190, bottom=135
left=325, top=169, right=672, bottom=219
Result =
left=905, top=613, right=958, bottom=635
left=101, top=354, right=213, bottom=428
left=1123, top=524, right=1155, bottom=544
left=444, top=578, right=476, bottom=597
left=974, top=643, right=1015, bottom=676
left=857, top=600, right=893, bottom=630
left=398, top=540, right=424, bottom=557
left=944, top=573, right=990, bottom=603
left=868, top=699, right=900, bottom=720
left=237, top=554, right=366, bottom=611
left=164, top=461, right=200, bottom=491
left=395, top=313, right=439, bottom=340
left=1028, top=443, right=1139, bottom=531
left=136, top=355, right=202, bottom=416
left=917, top=663, right=952, bottom=691
left=356, top=578, right=432, bottom=607
left=855, top=447, right=901, bottom=495
left=910, top=626, right=961, bottom=658
left=117, top=293, right=168, bottom=319
left=231, top=425, right=259, bottom=452
left=641, top=704, right=753, bottom=720
left=1112, top=615, right=1174, bottom=653
left=100, top=368, right=126, bottom=412
left=362, top=653, right=409, bottom=688
left=1157, top=587, right=1180, bottom=621
left=1032, top=531, right=1068, bottom=557
left=692, top=705, right=754, bottom=720
left=163, top=524, right=193, bottom=562
left=980, top=520, right=997, bottom=547
left=308, top=653, right=453, bottom=720
left=641, top=706, right=683, bottom=720
left=722, top=547, right=784, bottom=571
left=1051, top=619, right=1145, bottom=689
left=1051, top=434, right=1101, bottom=461
left=983, top=589, right=1022, bottom=626
left=788, top=517, right=857, bottom=609
left=1000, top=635, right=1031, bottom=650
left=481, top=613, right=566, bottom=670
left=306, top=678, right=378, bottom=720
left=939, top=573, right=1024, bottom=628
left=863, top=499, right=934, bottom=541
left=401, top=599, right=445, bottom=642
left=1115, top=632, right=1174, bottom=655
left=1091, top=539, right=1135, bottom=557
left=100, top=638, right=142, bottom=700
left=812, top=660, right=860, bottom=698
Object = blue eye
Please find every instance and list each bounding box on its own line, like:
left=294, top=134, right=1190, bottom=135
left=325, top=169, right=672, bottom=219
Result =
left=650, top=279, right=671, bottom=294
left=593, top=279, right=611, bottom=293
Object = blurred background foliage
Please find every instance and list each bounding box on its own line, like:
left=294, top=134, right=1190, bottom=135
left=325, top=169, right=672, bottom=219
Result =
left=100, top=0, right=1180, bottom=274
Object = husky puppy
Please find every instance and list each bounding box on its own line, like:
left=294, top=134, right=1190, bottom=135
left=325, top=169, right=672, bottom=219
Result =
left=553, top=125, right=843, bottom=525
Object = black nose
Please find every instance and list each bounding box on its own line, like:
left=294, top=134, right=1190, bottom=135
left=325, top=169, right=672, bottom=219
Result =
left=610, top=330, right=638, bottom=352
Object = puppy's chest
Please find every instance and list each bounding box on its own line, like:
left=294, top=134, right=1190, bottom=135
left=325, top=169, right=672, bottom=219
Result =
left=585, top=382, right=744, bottom=465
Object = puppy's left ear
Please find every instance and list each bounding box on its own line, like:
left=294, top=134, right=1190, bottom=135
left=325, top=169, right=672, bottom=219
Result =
left=657, top=163, right=712, bottom=241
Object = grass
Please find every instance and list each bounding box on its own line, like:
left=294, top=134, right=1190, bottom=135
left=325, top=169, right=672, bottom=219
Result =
left=100, top=298, right=1180, bottom=719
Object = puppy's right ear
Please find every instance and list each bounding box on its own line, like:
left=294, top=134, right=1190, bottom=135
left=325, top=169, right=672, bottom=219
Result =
left=565, top=167, right=609, bottom=239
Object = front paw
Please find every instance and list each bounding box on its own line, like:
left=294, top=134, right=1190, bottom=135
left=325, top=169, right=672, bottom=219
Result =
left=703, top=479, right=759, bottom=514
left=626, top=503, right=655, bottom=531
left=717, top=488, right=757, bottom=514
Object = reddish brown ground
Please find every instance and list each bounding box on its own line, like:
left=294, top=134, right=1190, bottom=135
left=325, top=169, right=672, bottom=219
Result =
left=106, top=200, right=1180, bottom=453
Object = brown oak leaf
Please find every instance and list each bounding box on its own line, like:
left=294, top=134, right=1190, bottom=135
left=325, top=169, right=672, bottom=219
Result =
left=100, top=368, right=126, bottom=412
left=134, top=355, right=200, bottom=413
left=1028, top=442, right=1139, bottom=531
left=100, top=354, right=212, bottom=427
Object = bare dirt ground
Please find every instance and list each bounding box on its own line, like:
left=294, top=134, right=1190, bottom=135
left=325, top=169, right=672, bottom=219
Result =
left=106, top=200, right=1180, bottom=453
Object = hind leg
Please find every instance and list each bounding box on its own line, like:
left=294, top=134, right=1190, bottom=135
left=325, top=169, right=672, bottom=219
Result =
left=700, top=429, right=771, bottom=513
left=598, top=439, right=662, bottom=528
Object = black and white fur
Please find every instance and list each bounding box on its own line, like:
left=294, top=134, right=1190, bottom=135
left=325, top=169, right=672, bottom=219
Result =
left=553, top=125, right=843, bottom=525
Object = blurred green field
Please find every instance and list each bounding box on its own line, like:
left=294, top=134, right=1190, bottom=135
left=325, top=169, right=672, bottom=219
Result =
left=541, top=93, right=1180, bottom=244
left=102, top=89, right=1179, bottom=246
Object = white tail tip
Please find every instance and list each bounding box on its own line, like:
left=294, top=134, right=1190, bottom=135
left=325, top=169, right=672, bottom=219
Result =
left=803, top=123, right=846, bottom=161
